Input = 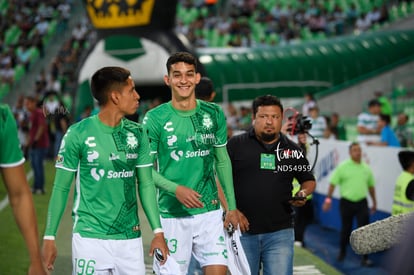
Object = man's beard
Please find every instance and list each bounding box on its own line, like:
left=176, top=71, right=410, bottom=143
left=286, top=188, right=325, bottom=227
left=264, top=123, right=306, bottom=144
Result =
left=259, top=132, right=277, bottom=142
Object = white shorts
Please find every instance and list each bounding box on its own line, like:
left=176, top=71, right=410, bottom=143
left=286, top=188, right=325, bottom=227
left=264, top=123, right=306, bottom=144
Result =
left=158, top=209, right=227, bottom=274
left=72, top=233, right=145, bottom=275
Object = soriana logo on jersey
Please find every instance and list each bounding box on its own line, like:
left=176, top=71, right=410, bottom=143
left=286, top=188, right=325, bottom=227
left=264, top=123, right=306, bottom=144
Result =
left=91, top=168, right=134, bottom=181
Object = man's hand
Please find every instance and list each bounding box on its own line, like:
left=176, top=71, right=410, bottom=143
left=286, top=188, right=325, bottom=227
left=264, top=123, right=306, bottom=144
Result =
left=175, top=185, right=203, bottom=208
left=149, top=233, right=169, bottom=265
left=234, top=209, right=249, bottom=233
left=289, top=190, right=307, bottom=207
left=223, top=209, right=241, bottom=232
left=42, top=239, right=57, bottom=272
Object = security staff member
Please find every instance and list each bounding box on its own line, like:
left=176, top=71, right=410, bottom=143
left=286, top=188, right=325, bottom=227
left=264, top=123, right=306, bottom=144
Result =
left=392, top=150, right=414, bottom=215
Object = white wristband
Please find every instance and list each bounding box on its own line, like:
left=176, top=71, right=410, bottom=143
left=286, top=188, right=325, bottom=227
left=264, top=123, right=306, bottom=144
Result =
left=153, top=228, right=164, bottom=234
left=43, top=236, right=55, bottom=240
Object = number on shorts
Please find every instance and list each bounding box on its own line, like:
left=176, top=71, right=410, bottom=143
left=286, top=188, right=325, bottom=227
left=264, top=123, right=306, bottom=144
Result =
left=166, top=238, right=178, bottom=253
left=75, top=258, right=96, bottom=275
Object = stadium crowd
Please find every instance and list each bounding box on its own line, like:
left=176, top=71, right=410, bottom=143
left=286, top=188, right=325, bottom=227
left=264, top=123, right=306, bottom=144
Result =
left=175, top=0, right=412, bottom=47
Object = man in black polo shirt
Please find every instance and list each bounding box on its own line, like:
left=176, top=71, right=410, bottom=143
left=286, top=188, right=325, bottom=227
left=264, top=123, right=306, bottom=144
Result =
left=227, top=95, right=316, bottom=275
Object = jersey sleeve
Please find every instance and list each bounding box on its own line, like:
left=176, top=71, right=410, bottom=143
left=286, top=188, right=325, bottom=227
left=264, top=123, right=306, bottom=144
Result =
left=135, top=126, right=153, bottom=167
left=44, top=169, right=75, bottom=237
left=55, top=126, right=80, bottom=171
left=137, top=166, right=162, bottom=231
left=0, top=105, right=24, bottom=167
left=214, top=105, right=228, bottom=147
left=215, top=146, right=237, bottom=210
left=142, top=111, right=160, bottom=156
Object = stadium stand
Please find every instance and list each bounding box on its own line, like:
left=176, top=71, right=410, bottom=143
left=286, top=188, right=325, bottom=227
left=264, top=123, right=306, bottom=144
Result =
left=176, top=0, right=414, bottom=47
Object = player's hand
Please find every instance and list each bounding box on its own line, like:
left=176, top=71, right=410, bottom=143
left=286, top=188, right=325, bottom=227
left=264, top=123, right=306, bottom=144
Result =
left=149, top=232, right=169, bottom=265
left=223, top=209, right=240, bottom=232
left=42, top=239, right=57, bottom=272
left=175, top=185, right=203, bottom=208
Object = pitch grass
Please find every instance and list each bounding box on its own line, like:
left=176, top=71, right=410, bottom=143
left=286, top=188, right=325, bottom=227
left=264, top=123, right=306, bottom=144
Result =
left=0, top=160, right=342, bottom=275
left=0, top=160, right=55, bottom=274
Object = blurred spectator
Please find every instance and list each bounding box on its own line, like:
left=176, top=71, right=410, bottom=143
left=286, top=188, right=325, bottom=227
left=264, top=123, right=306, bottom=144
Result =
left=308, top=106, right=328, bottom=139
left=30, top=29, right=45, bottom=57
left=394, top=112, right=413, bottom=148
left=226, top=103, right=239, bottom=130
left=378, top=4, right=390, bottom=24
left=355, top=12, right=371, bottom=32
left=71, top=22, right=88, bottom=48
left=195, top=76, right=216, bottom=101
left=16, top=43, right=32, bottom=71
left=238, top=105, right=252, bottom=130
left=49, top=100, right=70, bottom=158
left=308, top=12, right=328, bottom=34
left=302, top=93, right=317, bottom=116
left=45, top=75, right=62, bottom=93
left=329, top=112, right=347, bottom=140
left=367, top=114, right=401, bottom=147
left=357, top=99, right=381, bottom=144
left=375, top=91, right=393, bottom=116
left=12, top=95, right=30, bottom=153
left=0, top=62, right=14, bottom=84
left=34, top=16, right=49, bottom=37
left=24, top=95, right=49, bottom=194
left=57, top=1, right=71, bottom=33
left=366, top=6, right=381, bottom=25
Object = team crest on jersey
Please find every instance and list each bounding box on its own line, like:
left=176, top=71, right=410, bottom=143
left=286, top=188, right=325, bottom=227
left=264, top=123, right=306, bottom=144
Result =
left=202, top=114, right=213, bottom=130
left=126, top=132, right=138, bottom=149
left=56, top=154, right=64, bottom=165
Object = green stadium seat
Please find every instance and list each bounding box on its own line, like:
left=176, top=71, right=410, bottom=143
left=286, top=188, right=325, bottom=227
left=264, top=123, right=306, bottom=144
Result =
left=13, top=64, right=26, bottom=84
left=0, top=82, right=10, bottom=100
left=4, top=25, right=21, bottom=46
left=0, top=0, right=8, bottom=15
left=29, top=46, right=40, bottom=66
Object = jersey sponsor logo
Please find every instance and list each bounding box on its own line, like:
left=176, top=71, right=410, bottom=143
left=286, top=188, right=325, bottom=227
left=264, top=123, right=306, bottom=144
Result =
left=275, top=143, right=305, bottom=161
left=170, top=149, right=210, bottom=161
left=91, top=168, right=105, bottom=181
left=90, top=168, right=134, bottom=181
left=163, top=121, right=174, bottom=132
left=195, top=132, right=216, bottom=145
left=109, top=153, right=120, bottom=161
left=126, top=132, right=138, bottom=149
left=85, top=137, right=96, bottom=147
left=167, top=135, right=177, bottom=147
left=170, top=150, right=183, bottom=161
left=126, top=153, right=138, bottom=159
left=185, top=149, right=210, bottom=158
left=87, top=150, right=99, bottom=163
left=107, top=169, right=134, bottom=179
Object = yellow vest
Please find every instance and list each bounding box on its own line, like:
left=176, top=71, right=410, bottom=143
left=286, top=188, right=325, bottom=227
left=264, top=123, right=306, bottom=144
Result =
left=292, top=178, right=313, bottom=200
left=392, top=171, right=414, bottom=215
